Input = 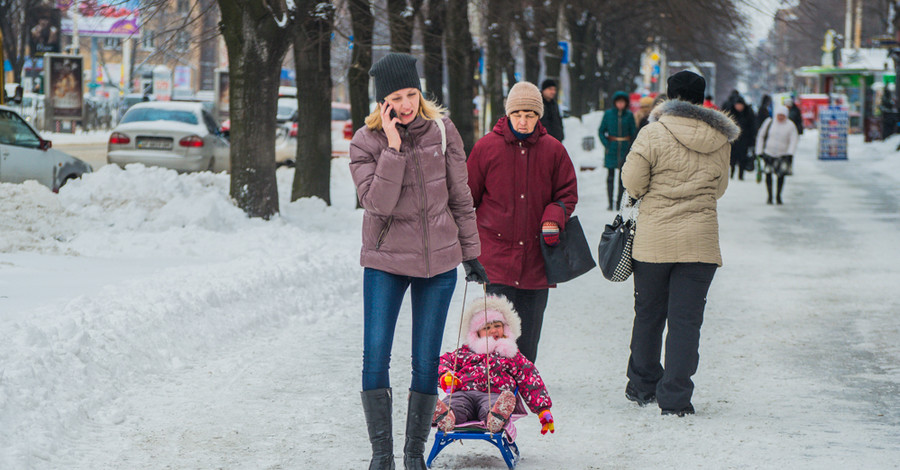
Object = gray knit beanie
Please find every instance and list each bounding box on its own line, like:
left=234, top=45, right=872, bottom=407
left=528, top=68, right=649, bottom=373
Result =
left=370, top=53, right=422, bottom=102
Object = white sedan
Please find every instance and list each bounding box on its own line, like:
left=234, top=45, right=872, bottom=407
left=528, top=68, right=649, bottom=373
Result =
left=0, top=105, right=92, bottom=192
left=107, top=101, right=230, bottom=173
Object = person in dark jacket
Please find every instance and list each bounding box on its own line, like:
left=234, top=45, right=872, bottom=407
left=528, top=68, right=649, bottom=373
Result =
left=724, top=96, right=756, bottom=180
left=467, top=81, right=578, bottom=364
left=756, top=94, right=772, bottom=131
left=784, top=97, right=804, bottom=135
left=598, top=90, right=637, bottom=210
left=540, top=79, right=565, bottom=142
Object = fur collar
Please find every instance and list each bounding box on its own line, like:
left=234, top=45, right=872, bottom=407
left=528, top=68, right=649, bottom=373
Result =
left=466, top=336, right=519, bottom=358
left=650, top=99, right=741, bottom=143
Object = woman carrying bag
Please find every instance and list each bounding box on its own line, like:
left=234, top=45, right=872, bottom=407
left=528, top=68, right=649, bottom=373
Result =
left=755, top=105, right=799, bottom=205
left=620, top=71, right=739, bottom=417
left=350, top=52, right=488, bottom=470
left=466, top=81, right=578, bottom=364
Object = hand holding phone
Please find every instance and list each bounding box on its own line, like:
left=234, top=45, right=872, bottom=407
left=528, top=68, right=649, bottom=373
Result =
left=381, top=102, right=402, bottom=150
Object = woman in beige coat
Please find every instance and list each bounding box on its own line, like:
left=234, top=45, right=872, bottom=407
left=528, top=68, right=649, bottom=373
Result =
left=620, top=71, right=739, bottom=417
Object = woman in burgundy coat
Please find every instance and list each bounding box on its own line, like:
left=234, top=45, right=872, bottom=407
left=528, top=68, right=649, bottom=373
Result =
left=466, top=81, right=578, bottom=363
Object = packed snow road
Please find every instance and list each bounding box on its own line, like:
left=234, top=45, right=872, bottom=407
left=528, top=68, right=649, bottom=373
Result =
left=1, top=126, right=898, bottom=469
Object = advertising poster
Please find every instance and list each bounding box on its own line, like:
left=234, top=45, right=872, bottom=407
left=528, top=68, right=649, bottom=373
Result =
left=45, top=54, right=84, bottom=120
left=817, top=105, right=849, bottom=160
left=56, top=0, right=141, bottom=37
left=214, top=69, right=229, bottom=121
left=27, top=3, right=62, bottom=57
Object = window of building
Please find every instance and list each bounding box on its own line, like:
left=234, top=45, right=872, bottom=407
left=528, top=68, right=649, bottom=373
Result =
left=141, top=29, right=156, bottom=50
left=103, top=37, right=122, bottom=50
left=174, top=31, right=191, bottom=53
left=177, top=0, right=190, bottom=13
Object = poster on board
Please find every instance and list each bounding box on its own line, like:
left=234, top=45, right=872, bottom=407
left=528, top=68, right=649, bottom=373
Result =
left=44, top=54, right=84, bottom=120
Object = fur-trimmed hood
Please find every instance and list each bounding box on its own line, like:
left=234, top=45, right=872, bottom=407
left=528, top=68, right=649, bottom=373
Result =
left=650, top=99, right=741, bottom=153
left=461, top=296, right=522, bottom=358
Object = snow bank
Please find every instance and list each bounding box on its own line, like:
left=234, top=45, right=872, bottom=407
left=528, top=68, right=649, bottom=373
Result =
left=562, top=111, right=604, bottom=171
left=0, top=161, right=362, bottom=467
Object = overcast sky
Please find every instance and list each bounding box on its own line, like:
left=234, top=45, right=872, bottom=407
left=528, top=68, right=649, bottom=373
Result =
left=742, top=0, right=783, bottom=42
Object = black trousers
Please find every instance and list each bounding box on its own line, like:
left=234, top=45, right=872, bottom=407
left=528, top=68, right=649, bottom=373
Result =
left=607, top=168, right=626, bottom=209
left=485, top=283, right=549, bottom=364
left=627, top=261, right=717, bottom=410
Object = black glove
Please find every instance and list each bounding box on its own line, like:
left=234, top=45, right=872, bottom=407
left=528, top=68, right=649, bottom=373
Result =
left=462, top=259, right=490, bottom=284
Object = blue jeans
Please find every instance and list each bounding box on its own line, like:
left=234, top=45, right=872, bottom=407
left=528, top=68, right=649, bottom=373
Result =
left=362, top=267, right=457, bottom=394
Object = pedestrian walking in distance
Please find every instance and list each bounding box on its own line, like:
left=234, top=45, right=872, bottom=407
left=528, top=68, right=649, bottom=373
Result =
left=467, top=81, right=578, bottom=364
left=755, top=105, right=798, bottom=205
left=539, top=79, right=565, bottom=142
left=599, top=91, right=637, bottom=210
left=350, top=52, right=488, bottom=470
left=722, top=95, right=757, bottom=180
left=621, top=70, right=739, bottom=417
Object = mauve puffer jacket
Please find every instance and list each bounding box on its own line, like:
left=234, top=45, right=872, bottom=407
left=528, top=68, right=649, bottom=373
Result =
left=349, top=116, right=480, bottom=278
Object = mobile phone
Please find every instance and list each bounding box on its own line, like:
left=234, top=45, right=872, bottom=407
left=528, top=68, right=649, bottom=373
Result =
left=389, top=110, right=398, bottom=120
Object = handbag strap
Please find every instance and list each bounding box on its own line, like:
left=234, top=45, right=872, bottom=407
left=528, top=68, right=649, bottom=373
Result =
left=555, top=200, right=569, bottom=220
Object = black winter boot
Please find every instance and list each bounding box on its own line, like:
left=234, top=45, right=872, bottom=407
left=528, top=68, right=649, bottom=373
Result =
left=362, top=388, right=396, bottom=470
left=765, top=174, right=773, bottom=205
left=776, top=176, right=785, bottom=205
left=403, top=390, right=437, bottom=470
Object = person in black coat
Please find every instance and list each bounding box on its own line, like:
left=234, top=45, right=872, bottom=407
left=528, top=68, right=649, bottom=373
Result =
left=724, top=96, right=757, bottom=180
left=784, top=97, right=804, bottom=135
left=540, top=79, right=565, bottom=142
left=756, top=94, right=772, bottom=131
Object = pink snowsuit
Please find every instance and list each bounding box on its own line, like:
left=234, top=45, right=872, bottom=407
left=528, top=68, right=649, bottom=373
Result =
left=438, top=295, right=552, bottom=415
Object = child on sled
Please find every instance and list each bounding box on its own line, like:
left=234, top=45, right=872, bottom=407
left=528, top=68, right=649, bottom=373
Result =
left=432, top=296, right=555, bottom=435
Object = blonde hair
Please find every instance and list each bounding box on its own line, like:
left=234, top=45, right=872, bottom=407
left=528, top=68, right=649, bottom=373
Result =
left=365, top=89, right=447, bottom=130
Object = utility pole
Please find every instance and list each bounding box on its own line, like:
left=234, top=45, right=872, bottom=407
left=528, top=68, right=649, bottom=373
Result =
left=845, top=0, right=853, bottom=49
left=854, top=0, right=863, bottom=48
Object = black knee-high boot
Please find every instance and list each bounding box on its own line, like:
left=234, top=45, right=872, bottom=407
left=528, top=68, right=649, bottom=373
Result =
left=362, top=388, right=396, bottom=470
left=404, top=391, right=437, bottom=470
left=606, top=169, right=615, bottom=210
left=776, top=176, right=785, bottom=204
left=765, top=174, right=773, bottom=204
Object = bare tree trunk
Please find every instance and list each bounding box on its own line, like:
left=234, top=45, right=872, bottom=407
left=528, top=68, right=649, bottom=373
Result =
left=486, top=0, right=507, bottom=125
left=517, top=1, right=541, bottom=85
left=348, top=0, right=374, bottom=132
left=541, top=0, right=562, bottom=81
left=217, top=0, right=292, bottom=218
left=292, top=1, right=334, bottom=204
left=423, top=0, right=445, bottom=104
left=388, top=0, right=423, bottom=52
left=445, top=0, right=477, bottom=152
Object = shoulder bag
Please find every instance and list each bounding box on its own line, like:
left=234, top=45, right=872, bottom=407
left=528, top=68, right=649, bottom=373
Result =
left=540, top=201, right=596, bottom=284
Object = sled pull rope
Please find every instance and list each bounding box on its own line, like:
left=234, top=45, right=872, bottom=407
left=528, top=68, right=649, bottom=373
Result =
left=447, top=281, right=468, bottom=413
left=483, top=284, right=494, bottom=435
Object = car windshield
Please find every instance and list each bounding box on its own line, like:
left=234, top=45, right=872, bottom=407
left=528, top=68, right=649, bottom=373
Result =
left=331, top=107, right=351, bottom=121
left=121, top=107, right=198, bottom=125
left=277, top=105, right=295, bottom=117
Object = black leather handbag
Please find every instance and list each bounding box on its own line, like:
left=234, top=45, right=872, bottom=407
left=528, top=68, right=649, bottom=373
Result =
left=597, top=199, right=638, bottom=282
left=540, top=202, right=596, bottom=284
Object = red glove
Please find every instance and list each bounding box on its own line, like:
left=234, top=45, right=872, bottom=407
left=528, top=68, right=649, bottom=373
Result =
left=538, top=409, right=555, bottom=435
left=542, top=222, right=559, bottom=246
left=439, top=372, right=462, bottom=394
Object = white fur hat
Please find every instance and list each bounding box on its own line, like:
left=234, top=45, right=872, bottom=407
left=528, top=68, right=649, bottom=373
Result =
left=462, top=296, right=522, bottom=357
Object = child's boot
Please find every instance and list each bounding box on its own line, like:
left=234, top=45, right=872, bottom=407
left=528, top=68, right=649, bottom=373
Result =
left=432, top=399, right=456, bottom=433
left=486, top=391, right=516, bottom=433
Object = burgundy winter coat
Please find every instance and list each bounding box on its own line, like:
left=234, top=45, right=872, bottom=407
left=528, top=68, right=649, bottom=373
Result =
left=439, top=345, right=552, bottom=414
left=350, top=116, right=480, bottom=278
left=467, top=118, right=578, bottom=289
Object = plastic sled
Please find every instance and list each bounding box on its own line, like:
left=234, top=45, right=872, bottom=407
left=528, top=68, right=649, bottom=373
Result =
left=426, top=393, right=528, bottom=469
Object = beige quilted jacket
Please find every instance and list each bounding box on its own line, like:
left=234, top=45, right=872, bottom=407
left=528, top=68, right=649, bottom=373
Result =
left=621, top=100, right=740, bottom=266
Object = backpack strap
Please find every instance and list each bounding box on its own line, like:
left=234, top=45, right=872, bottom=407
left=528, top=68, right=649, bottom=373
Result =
left=435, top=116, right=447, bottom=154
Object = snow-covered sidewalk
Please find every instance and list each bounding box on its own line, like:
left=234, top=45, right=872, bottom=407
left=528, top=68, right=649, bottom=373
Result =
left=1, top=128, right=899, bottom=468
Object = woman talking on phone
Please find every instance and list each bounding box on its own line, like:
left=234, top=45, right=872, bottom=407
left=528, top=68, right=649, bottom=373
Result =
left=349, top=52, right=488, bottom=470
